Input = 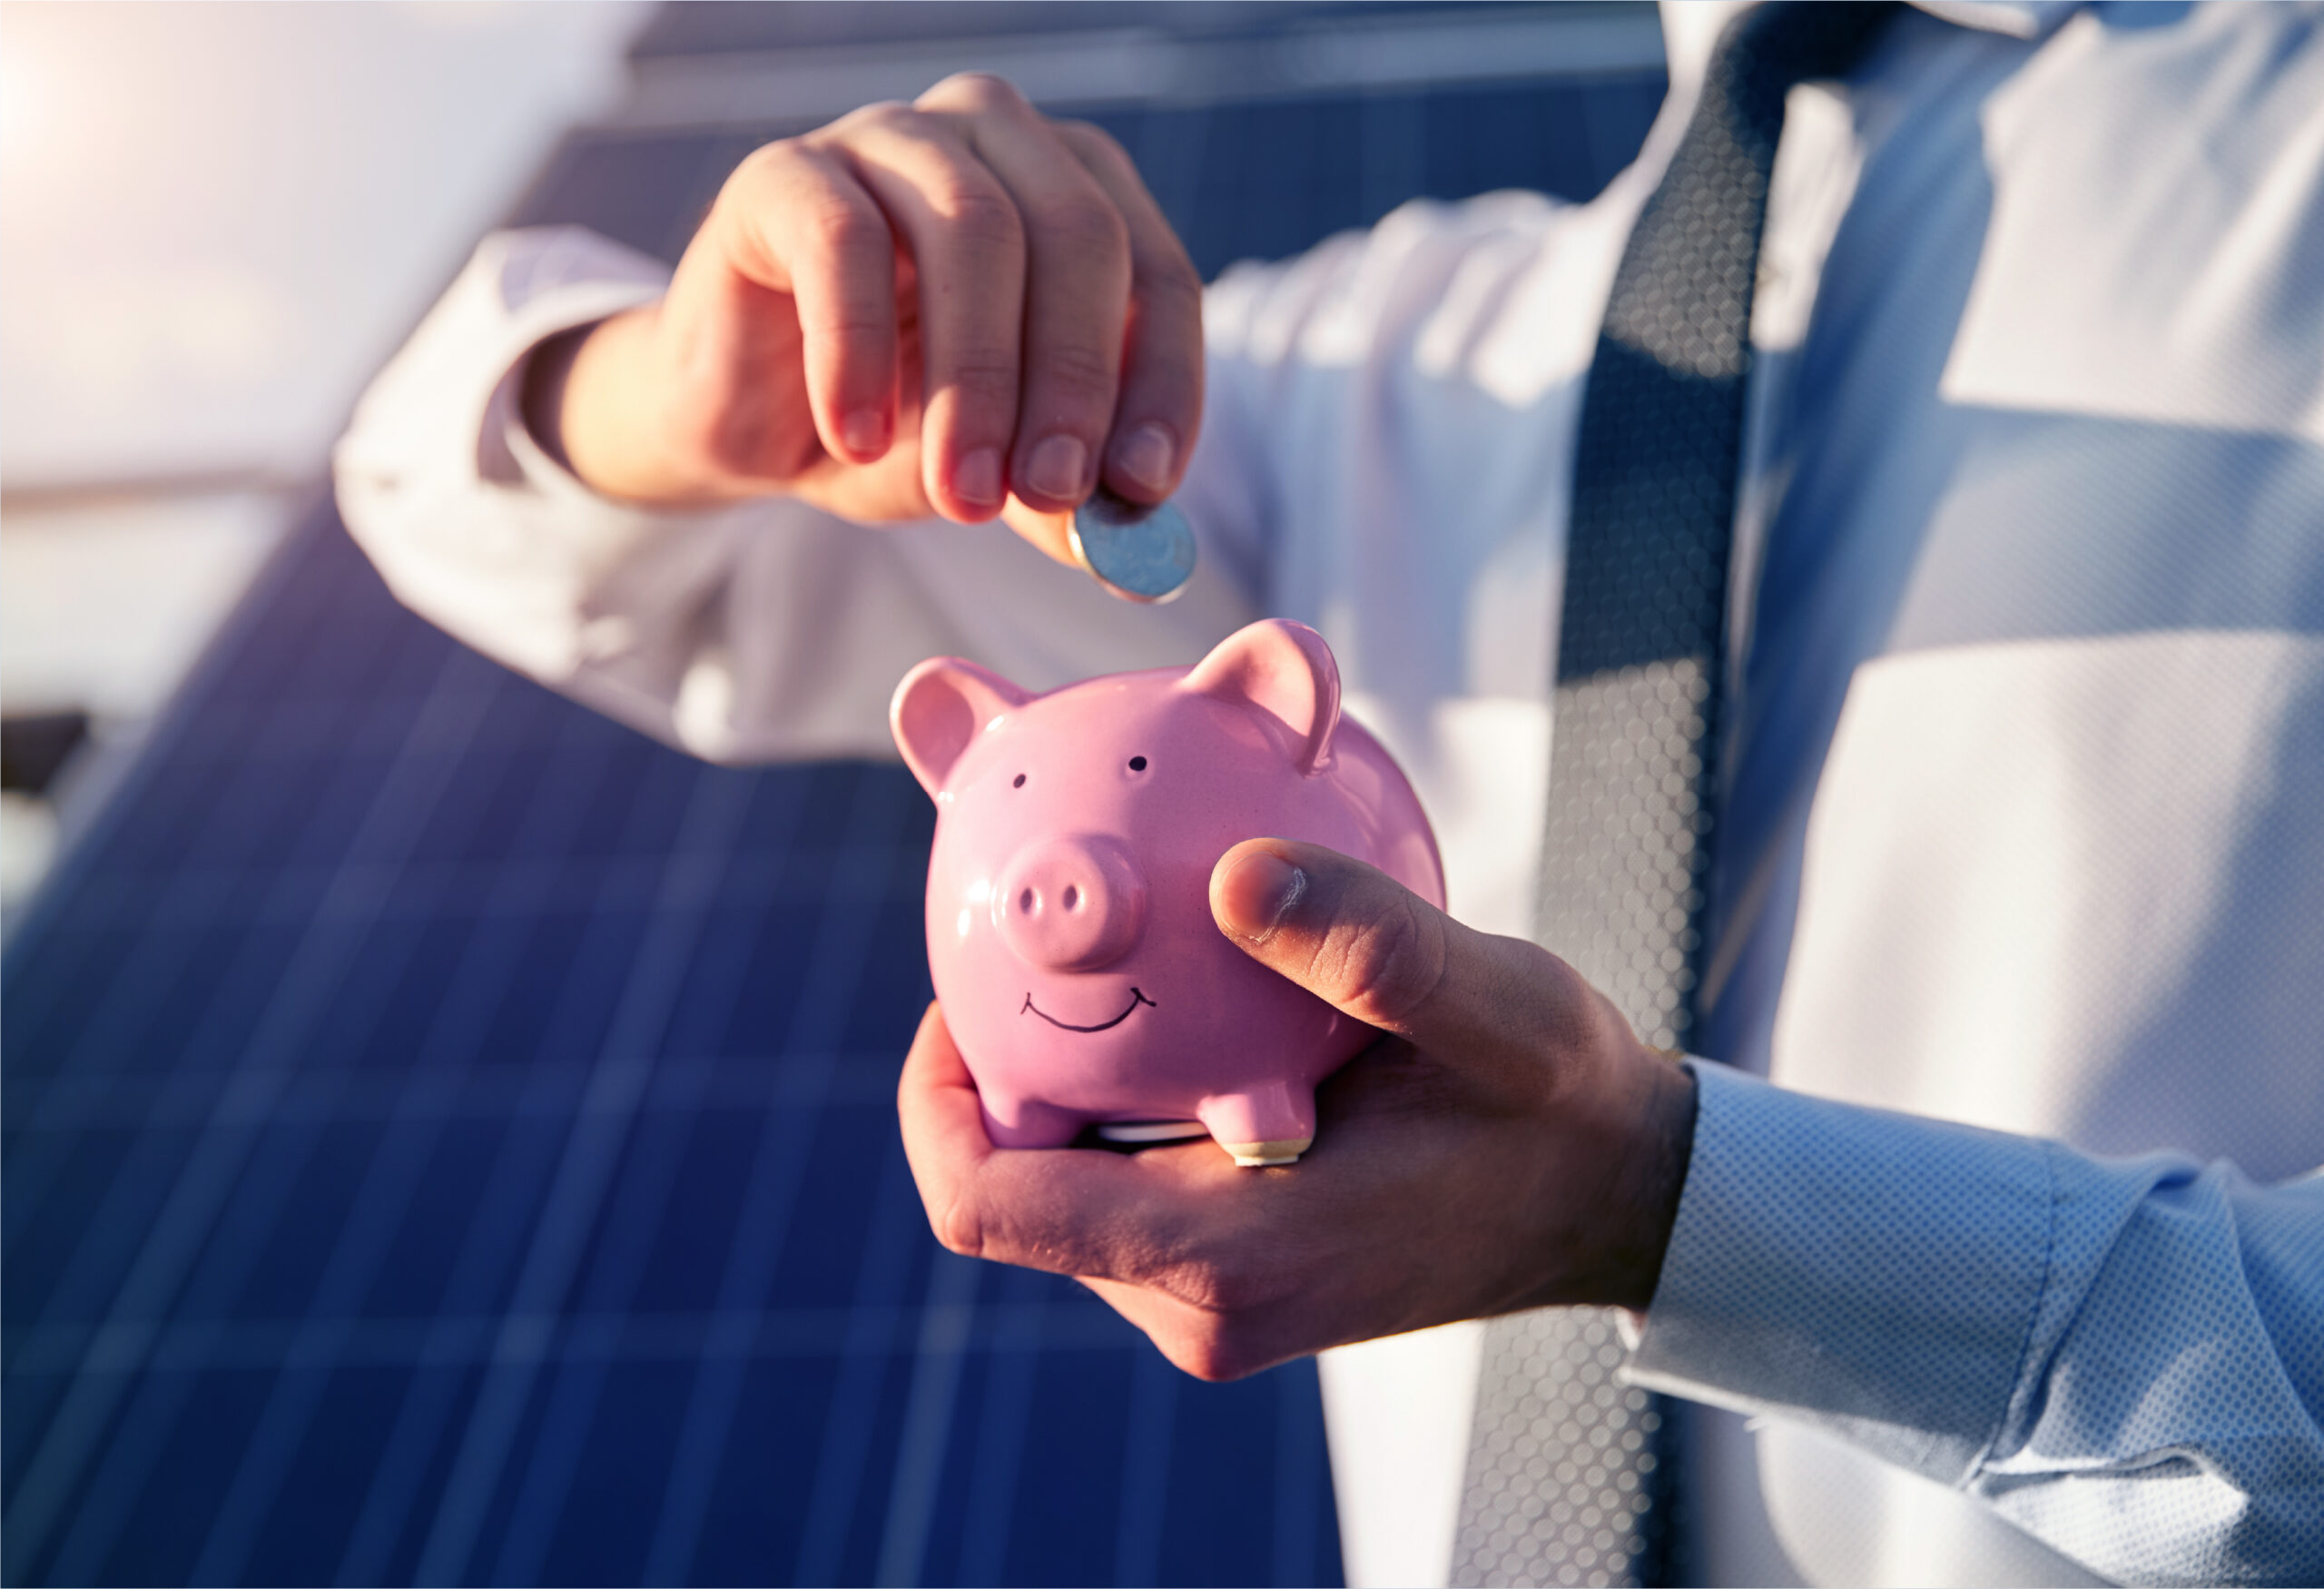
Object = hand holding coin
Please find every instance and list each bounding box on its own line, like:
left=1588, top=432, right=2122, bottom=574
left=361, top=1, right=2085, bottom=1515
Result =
left=524, top=73, right=1206, bottom=567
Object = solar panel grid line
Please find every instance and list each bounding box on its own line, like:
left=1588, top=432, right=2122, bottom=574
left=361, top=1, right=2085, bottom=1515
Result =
left=44, top=885, right=473, bottom=1585
left=779, top=777, right=940, bottom=1587
left=2, top=653, right=505, bottom=1585
left=16, top=826, right=898, bottom=943
left=2, top=606, right=423, bottom=1094
left=640, top=770, right=925, bottom=1585
left=949, top=1265, right=1050, bottom=1587
left=1273, top=1360, right=1327, bottom=1588
left=479, top=775, right=818, bottom=1587
left=0, top=487, right=343, bottom=967
left=790, top=1138, right=932, bottom=1587
left=330, top=1056, right=626, bottom=1578
left=330, top=753, right=725, bottom=1583
left=10, top=1300, right=1137, bottom=1387
left=7, top=1044, right=821, bottom=1140
left=187, top=710, right=651, bottom=1580
left=634, top=1052, right=842, bottom=1586
left=1, top=921, right=222, bottom=1258
left=872, top=1248, right=983, bottom=1588
left=1112, top=1346, right=1181, bottom=1588
left=179, top=720, right=636, bottom=1542
left=409, top=767, right=759, bottom=1585
left=324, top=745, right=690, bottom=1587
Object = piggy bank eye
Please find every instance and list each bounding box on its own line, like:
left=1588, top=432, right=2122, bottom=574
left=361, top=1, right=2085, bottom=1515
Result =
left=1012, top=774, right=1027, bottom=788
left=1128, top=756, right=1147, bottom=773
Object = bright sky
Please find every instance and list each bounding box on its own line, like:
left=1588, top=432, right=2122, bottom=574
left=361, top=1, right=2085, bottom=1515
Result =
left=0, top=0, right=650, bottom=484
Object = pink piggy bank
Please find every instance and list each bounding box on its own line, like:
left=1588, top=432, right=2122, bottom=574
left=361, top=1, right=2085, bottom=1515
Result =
left=890, top=619, right=1444, bottom=1166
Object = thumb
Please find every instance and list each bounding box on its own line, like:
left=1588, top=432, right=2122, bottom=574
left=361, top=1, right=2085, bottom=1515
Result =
left=1207, top=837, right=1472, bottom=1041
left=1209, top=837, right=1620, bottom=1079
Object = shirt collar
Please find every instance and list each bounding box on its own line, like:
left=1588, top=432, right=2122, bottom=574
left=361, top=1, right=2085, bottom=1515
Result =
left=1907, top=1, right=2080, bottom=42
left=1659, top=1, right=2083, bottom=97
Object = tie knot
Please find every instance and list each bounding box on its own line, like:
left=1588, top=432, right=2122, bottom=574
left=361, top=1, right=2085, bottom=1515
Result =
left=1600, top=1, right=1899, bottom=381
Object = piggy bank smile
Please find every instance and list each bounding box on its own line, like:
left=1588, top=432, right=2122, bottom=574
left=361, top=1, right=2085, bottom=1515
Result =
left=892, top=618, right=1443, bottom=1167
left=1021, top=987, right=1157, bottom=1032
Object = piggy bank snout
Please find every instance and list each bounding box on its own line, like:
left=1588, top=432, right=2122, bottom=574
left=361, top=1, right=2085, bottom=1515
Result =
left=994, top=834, right=1147, bottom=971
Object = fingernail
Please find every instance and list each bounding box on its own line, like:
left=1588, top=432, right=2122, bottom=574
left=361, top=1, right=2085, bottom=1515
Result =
left=841, top=409, right=888, bottom=458
left=1024, top=433, right=1088, bottom=501
left=1219, top=849, right=1306, bottom=943
left=955, top=447, right=1003, bottom=508
left=1113, top=423, right=1175, bottom=494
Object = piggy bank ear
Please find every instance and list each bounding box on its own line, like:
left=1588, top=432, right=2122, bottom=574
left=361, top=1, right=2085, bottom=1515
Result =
left=1181, top=619, right=1341, bottom=775
left=891, top=657, right=1032, bottom=797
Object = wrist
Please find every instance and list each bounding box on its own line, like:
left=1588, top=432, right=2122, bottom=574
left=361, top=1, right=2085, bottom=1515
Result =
left=1594, top=1050, right=1699, bottom=1313
left=517, top=320, right=597, bottom=475
left=521, top=306, right=712, bottom=506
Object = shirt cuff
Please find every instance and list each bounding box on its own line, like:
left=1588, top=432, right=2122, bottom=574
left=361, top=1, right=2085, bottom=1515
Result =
left=1624, top=1060, right=2053, bottom=1485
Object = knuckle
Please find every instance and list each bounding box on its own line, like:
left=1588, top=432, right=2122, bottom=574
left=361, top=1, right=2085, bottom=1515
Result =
left=1164, top=1248, right=1265, bottom=1318
left=922, top=71, right=1029, bottom=114
left=940, top=351, right=1021, bottom=408
left=726, top=137, right=808, bottom=200
left=801, top=198, right=885, bottom=261
left=1171, top=1320, right=1262, bottom=1382
left=1027, top=339, right=1118, bottom=407
left=1055, top=118, right=1132, bottom=169
left=1323, top=894, right=1447, bottom=1029
left=1031, top=193, right=1129, bottom=262
left=927, top=1194, right=986, bottom=1259
left=936, top=183, right=1025, bottom=252
left=828, top=98, right=919, bottom=137
left=1174, top=1335, right=1240, bottom=1383
left=1140, top=251, right=1204, bottom=309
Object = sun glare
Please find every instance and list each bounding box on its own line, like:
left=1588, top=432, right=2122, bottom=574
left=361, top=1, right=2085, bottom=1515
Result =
left=0, top=50, right=34, bottom=160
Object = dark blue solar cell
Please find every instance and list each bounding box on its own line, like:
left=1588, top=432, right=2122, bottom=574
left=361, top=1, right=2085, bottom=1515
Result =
left=239, top=1362, right=415, bottom=1584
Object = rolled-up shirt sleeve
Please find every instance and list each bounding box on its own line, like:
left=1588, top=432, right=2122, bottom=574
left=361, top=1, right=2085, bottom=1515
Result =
left=333, top=227, right=1261, bottom=765
left=1628, top=1060, right=2324, bottom=1584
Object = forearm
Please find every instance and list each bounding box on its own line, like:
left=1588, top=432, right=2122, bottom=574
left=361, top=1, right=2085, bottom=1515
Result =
left=520, top=305, right=714, bottom=507
left=1630, top=1061, right=2324, bottom=1584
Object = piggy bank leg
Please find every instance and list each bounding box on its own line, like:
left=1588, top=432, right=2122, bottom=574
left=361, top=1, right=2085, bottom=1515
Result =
left=1196, top=1082, right=1315, bottom=1168
left=980, top=1092, right=1084, bottom=1150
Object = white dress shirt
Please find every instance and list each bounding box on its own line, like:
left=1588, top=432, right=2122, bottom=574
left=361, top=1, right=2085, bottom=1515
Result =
left=336, top=2, right=2324, bottom=1582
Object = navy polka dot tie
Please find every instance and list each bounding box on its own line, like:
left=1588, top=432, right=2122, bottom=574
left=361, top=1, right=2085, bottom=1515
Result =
left=1452, top=6, right=1899, bottom=1584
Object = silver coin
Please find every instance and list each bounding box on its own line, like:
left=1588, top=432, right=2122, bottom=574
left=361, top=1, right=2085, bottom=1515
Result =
left=1069, top=489, right=1196, bottom=603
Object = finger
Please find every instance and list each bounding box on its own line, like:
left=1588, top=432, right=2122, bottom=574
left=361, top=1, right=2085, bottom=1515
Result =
left=997, top=498, right=1078, bottom=567
left=1056, top=121, right=1205, bottom=504
left=925, top=77, right=1131, bottom=514
left=896, top=1002, right=1218, bottom=1279
left=714, top=141, right=899, bottom=466
left=824, top=104, right=1028, bottom=521
left=1209, top=838, right=1588, bottom=1060
left=896, top=1001, right=997, bottom=1234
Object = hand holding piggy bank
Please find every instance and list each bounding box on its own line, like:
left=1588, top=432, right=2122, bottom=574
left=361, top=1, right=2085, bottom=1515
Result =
left=891, top=619, right=1444, bottom=1166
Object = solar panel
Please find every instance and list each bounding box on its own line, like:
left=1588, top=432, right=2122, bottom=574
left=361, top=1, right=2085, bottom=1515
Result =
left=2, top=15, right=1661, bottom=1584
